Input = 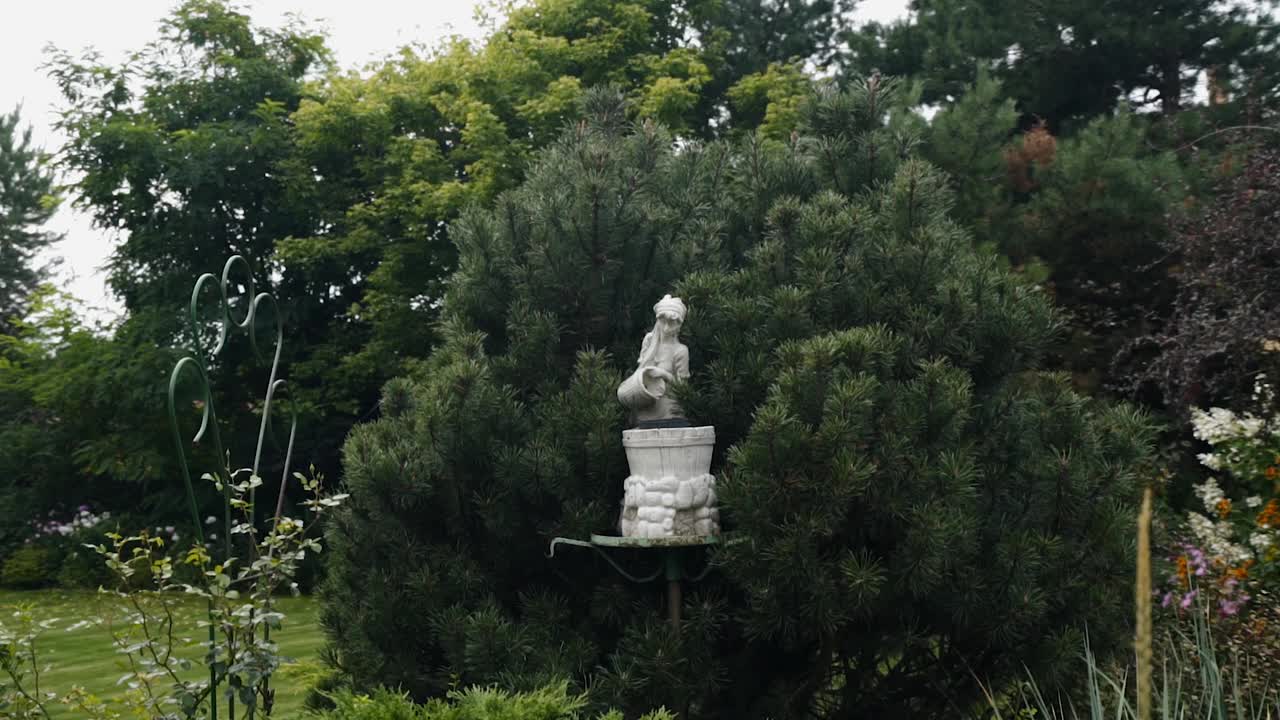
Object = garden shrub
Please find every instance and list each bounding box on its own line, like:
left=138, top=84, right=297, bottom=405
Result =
left=0, top=545, right=55, bottom=588
left=0, top=507, right=148, bottom=590
left=323, top=84, right=1156, bottom=718
left=1120, top=142, right=1280, bottom=414
left=54, top=544, right=116, bottom=589
left=317, top=684, right=674, bottom=720
left=1151, top=373, right=1280, bottom=696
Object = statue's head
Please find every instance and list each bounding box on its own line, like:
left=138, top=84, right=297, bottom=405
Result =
left=653, top=294, right=686, bottom=338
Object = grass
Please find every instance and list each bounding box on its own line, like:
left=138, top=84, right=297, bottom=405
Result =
left=0, top=589, right=325, bottom=718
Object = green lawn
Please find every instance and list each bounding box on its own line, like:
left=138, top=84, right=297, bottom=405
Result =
left=0, top=589, right=325, bottom=718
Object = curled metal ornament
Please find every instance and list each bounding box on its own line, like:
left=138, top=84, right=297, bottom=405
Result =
left=165, top=255, right=299, bottom=719
left=167, top=255, right=298, bottom=544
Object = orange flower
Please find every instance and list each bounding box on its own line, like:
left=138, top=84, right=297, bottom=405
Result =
left=1227, top=560, right=1254, bottom=582
left=1267, top=466, right=1279, bottom=479
left=1258, top=499, right=1280, bottom=528
left=1216, top=498, right=1232, bottom=519
left=1176, top=555, right=1191, bottom=587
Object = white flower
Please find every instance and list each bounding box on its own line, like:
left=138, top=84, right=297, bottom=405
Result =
left=1197, top=452, right=1223, bottom=470
left=205, top=516, right=217, bottom=525
left=1188, top=512, right=1218, bottom=548
left=1247, top=496, right=1264, bottom=508
left=1188, top=511, right=1252, bottom=564
left=1250, top=532, right=1273, bottom=551
left=1253, top=373, right=1274, bottom=404
left=1194, top=477, right=1226, bottom=515
left=1239, top=416, right=1265, bottom=438
left=1191, top=405, right=1269, bottom=444
left=1191, top=407, right=1233, bottom=443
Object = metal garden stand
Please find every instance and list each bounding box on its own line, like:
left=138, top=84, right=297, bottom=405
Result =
left=547, top=533, right=718, bottom=634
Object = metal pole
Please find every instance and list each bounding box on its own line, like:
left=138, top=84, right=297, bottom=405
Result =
left=664, top=550, right=682, bottom=634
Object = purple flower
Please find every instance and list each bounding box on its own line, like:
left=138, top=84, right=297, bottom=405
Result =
left=1180, top=591, right=1198, bottom=610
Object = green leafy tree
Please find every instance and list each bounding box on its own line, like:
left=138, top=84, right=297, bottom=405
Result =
left=277, top=0, right=721, bottom=412
left=323, top=84, right=1155, bottom=718
left=691, top=0, right=847, bottom=125
left=0, top=289, right=176, bottom=554
left=0, top=108, right=61, bottom=334
left=725, top=61, right=815, bottom=140
left=47, top=0, right=333, bottom=475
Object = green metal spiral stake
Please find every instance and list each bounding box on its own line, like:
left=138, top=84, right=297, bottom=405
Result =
left=167, top=255, right=297, bottom=719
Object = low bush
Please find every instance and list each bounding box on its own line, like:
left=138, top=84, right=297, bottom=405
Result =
left=0, top=507, right=167, bottom=591
left=0, top=546, right=55, bottom=588
left=315, top=684, right=675, bottom=720
left=54, top=545, right=115, bottom=589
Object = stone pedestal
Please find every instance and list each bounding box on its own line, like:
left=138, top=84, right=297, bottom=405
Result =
left=619, top=426, right=719, bottom=538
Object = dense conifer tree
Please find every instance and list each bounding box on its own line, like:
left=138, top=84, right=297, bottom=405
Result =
left=844, top=0, right=1280, bottom=130
left=323, top=82, right=1155, bottom=717
left=0, top=108, right=60, bottom=333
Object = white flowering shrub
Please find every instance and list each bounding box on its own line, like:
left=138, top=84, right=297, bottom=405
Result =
left=29, top=505, right=110, bottom=539
left=1183, top=375, right=1280, bottom=578
left=1161, top=374, right=1280, bottom=691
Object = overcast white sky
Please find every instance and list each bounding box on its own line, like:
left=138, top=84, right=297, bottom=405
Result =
left=2, top=0, right=909, bottom=322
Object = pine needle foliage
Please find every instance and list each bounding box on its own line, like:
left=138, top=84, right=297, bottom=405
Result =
left=322, top=83, right=1156, bottom=719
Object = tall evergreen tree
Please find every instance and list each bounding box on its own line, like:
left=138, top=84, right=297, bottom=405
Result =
left=0, top=108, right=61, bottom=334
left=323, top=84, right=1155, bottom=718
left=920, top=71, right=1185, bottom=392
left=845, top=0, right=1280, bottom=130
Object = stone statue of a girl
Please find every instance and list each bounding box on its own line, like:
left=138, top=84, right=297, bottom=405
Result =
left=617, top=294, right=690, bottom=426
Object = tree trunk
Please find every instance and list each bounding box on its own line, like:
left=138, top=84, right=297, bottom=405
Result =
left=1161, top=55, right=1182, bottom=114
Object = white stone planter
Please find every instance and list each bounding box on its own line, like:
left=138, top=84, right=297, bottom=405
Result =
left=619, top=426, right=719, bottom=538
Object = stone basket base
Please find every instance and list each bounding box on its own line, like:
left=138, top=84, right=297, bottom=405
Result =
left=620, top=474, right=720, bottom=538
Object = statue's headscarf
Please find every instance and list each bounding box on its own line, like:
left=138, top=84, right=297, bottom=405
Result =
left=636, top=295, right=686, bottom=368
